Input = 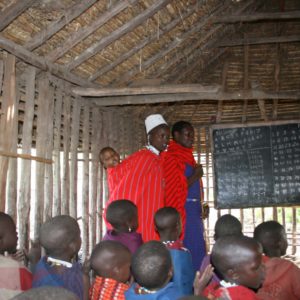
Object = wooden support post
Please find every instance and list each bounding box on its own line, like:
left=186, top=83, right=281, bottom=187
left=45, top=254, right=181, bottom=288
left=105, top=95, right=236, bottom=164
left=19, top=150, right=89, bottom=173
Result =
left=18, top=66, right=36, bottom=249
left=61, top=95, right=71, bottom=215
left=82, top=105, right=90, bottom=258
left=33, top=75, right=50, bottom=239
left=53, top=84, right=63, bottom=216
left=0, top=54, right=16, bottom=212
left=90, top=108, right=101, bottom=252
left=6, top=73, right=19, bottom=219
left=69, top=100, right=81, bottom=219
left=44, top=83, right=54, bottom=222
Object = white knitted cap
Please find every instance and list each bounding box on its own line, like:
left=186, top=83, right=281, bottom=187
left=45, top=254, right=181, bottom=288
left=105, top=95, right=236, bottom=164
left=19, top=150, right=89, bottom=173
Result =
left=145, top=114, right=167, bottom=134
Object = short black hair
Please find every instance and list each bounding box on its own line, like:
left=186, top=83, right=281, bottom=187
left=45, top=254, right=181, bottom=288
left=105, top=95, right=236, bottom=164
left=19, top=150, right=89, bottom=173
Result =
left=39, top=215, right=80, bottom=256
left=12, top=286, right=79, bottom=300
left=131, top=241, right=172, bottom=289
left=90, top=240, right=131, bottom=277
left=154, top=207, right=180, bottom=233
left=254, top=220, right=287, bottom=257
left=0, top=212, right=15, bottom=229
left=106, top=200, right=137, bottom=230
left=99, top=147, right=115, bottom=163
left=171, top=121, right=192, bottom=137
left=211, top=235, right=261, bottom=278
left=214, top=214, right=243, bottom=240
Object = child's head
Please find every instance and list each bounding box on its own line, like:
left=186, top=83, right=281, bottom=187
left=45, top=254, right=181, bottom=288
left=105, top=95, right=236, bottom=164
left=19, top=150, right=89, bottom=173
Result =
left=131, top=241, right=172, bottom=290
left=0, top=212, right=17, bottom=254
left=39, top=215, right=81, bottom=259
left=99, top=147, right=120, bottom=169
left=154, top=207, right=181, bottom=240
left=254, top=220, right=287, bottom=257
left=211, top=235, right=265, bottom=289
left=90, top=240, right=131, bottom=283
left=214, top=214, right=243, bottom=240
left=106, top=200, right=138, bottom=233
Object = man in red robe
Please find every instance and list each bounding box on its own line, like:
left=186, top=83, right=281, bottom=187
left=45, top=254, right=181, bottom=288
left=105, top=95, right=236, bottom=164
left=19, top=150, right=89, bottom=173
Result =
left=106, top=114, right=170, bottom=242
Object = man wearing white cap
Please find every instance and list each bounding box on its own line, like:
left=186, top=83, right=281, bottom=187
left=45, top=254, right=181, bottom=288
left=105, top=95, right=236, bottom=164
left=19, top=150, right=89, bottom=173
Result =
left=105, top=114, right=170, bottom=242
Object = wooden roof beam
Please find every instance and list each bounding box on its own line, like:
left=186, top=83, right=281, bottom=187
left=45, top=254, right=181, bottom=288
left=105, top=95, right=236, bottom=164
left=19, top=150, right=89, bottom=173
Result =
left=214, top=10, right=300, bottom=23
left=0, top=0, right=37, bottom=31
left=66, top=0, right=172, bottom=71
left=25, top=0, right=98, bottom=50
left=0, top=35, right=97, bottom=87
left=88, top=1, right=198, bottom=82
left=218, top=35, right=300, bottom=47
left=46, top=0, right=138, bottom=62
left=89, top=90, right=300, bottom=106
left=72, top=84, right=220, bottom=97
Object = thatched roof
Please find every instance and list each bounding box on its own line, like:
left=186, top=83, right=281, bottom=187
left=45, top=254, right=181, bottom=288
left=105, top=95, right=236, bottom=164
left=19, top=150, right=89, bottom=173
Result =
left=0, top=0, right=299, bottom=127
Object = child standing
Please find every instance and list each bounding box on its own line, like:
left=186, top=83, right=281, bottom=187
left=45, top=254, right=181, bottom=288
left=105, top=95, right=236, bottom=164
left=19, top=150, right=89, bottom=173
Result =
left=125, top=241, right=184, bottom=300
left=203, top=235, right=265, bottom=300
left=254, top=220, right=300, bottom=300
left=90, top=240, right=131, bottom=300
left=0, top=212, right=32, bottom=299
left=154, top=207, right=194, bottom=295
left=32, top=215, right=89, bottom=300
left=103, top=200, right=143, bottom=254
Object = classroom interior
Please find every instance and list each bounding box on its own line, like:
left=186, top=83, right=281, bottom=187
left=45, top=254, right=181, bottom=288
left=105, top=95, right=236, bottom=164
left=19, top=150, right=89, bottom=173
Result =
left=0, top=0, right=299, bottom=262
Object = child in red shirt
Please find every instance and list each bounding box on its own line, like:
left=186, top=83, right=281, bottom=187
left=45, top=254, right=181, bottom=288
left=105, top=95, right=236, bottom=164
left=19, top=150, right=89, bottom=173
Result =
left=203, top=235, right=265, bottom=300
left=254, top=220, right=300, bottom=300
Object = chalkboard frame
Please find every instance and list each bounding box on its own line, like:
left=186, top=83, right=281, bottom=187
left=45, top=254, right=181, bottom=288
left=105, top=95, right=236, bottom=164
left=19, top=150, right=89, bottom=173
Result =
left=210, top=119, right=300, bottom=209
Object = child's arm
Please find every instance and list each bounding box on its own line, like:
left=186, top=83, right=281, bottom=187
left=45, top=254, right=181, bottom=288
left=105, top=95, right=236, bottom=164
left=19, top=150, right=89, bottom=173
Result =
left=194, top=264, right=214, bottom=296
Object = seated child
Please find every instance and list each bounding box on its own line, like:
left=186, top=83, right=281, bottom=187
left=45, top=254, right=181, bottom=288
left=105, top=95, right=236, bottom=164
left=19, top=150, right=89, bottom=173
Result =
left=199, top=214, right=243, bottom=285
left=254, top=220, right=300, bottom=300
left=154, top=207, right=194, bottom=295
left=32, top=215, right=89, bottom=300
left=12, top=286, right=79, bottom=300
left=90, top=240, right=132, bottom=300
left=0, top=212, right=32, bottom=299
left=125, top=240, right=184, bottom=300
left=103, top=199, right=143, bottom=254
left=203, top=235, right=265, bottom=300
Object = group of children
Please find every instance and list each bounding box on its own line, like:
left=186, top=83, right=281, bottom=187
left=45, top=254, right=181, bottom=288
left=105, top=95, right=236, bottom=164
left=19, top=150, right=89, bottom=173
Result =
left=1, top=202, right=299, bottom=300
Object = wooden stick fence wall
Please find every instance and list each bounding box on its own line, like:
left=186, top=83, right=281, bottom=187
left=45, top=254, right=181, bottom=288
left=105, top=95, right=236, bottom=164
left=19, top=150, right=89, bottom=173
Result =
left=0, top=53, right=299, bottom=260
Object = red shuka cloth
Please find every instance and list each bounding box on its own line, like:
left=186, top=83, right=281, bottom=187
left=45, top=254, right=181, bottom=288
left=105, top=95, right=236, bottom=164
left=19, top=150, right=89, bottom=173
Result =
left=162, top=141, right=203, bottom=238
left=107, top=149, right=165, bottom=242
left=204, top=282, right=259, bottom=300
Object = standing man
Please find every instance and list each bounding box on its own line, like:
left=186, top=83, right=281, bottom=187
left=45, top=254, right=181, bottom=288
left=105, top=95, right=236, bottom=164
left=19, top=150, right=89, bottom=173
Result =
left=163, top=121, right=207, bottom=272
left=107, top=114, right=170, bottom=242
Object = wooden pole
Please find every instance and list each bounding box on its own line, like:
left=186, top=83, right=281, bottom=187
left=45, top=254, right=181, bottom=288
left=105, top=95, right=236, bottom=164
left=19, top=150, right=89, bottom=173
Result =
left=18, top=66, right=36, bottom=250
left=0, top=54, right=16, bottom=211
left=214, top=11, right=300, bottom=23
left=82, top=105, right=90, bottom=258
left=43, top=82, right=54, bottom=222
left=61, top=95, right=71, bottom=215
left=90, top=90, right=300, bottom=106
left=52, top=83, right=63, bottom=216
left=72, top=84, right=220, bottom=97
left=69, top=99, right=81, bottom=219
left=33, top=75, right=50, bottom=239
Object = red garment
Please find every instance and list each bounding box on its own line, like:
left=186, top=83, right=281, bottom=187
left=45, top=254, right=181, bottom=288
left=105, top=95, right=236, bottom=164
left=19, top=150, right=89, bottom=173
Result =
left=90, top=276, right=129, bottom=300
left=204, top=282, right=259, bottom=300
left=257, top=256, right=300, bottom=300
left=107, top=149, right=165, bottom=242
left=0, top=255, right=32, bottom=299
left=162, top=141, right=198, bottom=237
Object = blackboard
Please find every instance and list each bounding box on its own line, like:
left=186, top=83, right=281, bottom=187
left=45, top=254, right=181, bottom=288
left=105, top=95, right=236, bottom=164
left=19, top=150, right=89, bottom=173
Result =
left=211, top=121, right=300, bottom=209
